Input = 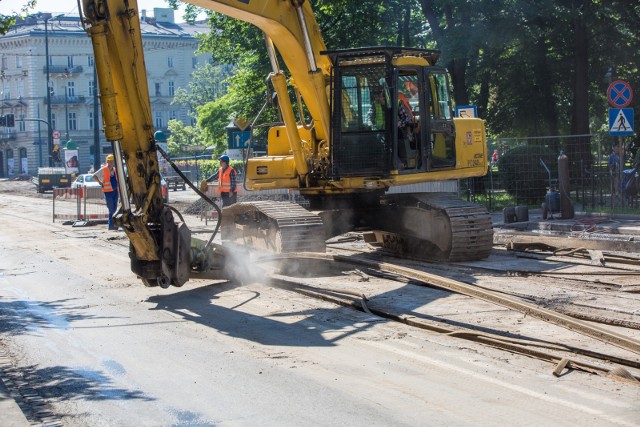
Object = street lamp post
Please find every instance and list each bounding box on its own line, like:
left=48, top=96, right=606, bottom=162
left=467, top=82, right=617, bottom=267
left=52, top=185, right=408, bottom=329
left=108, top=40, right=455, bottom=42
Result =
left=44, top=13, right=53, bottom=166
left=63, top=69, right=70, bottom=142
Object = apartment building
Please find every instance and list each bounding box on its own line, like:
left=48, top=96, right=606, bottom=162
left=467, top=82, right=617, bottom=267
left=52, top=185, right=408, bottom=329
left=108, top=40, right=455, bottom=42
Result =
left=0, top=8, right=210, bottom=177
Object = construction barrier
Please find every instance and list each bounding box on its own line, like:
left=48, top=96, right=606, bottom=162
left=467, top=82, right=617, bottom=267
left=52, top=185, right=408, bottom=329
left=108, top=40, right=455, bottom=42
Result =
left=200, top=210, right=219, bottom=226
left=52, top=187, right=109, bottom=223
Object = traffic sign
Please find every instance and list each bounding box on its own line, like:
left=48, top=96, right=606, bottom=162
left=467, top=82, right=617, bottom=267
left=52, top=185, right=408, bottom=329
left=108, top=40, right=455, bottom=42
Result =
left=609, top=108, right=634, bottom=136
left=52, top=130, right=61, bottom=139
left=455, top=105, right=477, bottom=118
left=230, top=131, right=251, bottom=149
left=607, top=80, right=633, bottom=108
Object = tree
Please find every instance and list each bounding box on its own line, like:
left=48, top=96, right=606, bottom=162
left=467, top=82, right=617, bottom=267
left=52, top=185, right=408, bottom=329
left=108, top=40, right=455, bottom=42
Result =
left=171, top=63, right=234, bottom=115
left=0, top=1, right=36, bottom=35
left=166, top=120, right=206, bottom=157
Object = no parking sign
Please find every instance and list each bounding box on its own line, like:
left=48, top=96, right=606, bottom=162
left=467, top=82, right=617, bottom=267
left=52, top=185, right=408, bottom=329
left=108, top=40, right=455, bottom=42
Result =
left=607, top=80, right=633, bottom=108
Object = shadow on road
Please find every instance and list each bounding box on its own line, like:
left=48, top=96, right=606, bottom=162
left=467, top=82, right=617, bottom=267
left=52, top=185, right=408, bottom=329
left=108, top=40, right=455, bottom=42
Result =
left=0, top=297, right=118, bottom=336
left=148, top=281, right=342, bottom=347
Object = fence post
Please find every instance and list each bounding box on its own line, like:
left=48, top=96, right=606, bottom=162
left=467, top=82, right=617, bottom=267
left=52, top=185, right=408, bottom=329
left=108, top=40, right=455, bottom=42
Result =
left=558, top=152, right=574, bottom=219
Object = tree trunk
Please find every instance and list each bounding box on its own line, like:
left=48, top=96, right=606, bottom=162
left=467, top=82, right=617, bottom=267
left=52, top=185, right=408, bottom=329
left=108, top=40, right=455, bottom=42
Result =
left=569, top=5, right=592, bottom=178
left=448, top=59, right=469, bottom=106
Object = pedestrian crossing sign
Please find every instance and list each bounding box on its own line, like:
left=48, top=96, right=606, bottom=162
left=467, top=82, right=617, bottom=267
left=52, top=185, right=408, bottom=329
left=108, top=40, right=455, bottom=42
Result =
left=609, top=108, right=634, bottom=136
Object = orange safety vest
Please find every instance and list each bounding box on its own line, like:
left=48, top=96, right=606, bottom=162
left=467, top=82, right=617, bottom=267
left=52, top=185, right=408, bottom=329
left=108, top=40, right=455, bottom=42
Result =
left=100, top=166, right=116, bottom=192
left=218, top=166, right=237, bottom=194
left=397, top=92, right=415, bottom=123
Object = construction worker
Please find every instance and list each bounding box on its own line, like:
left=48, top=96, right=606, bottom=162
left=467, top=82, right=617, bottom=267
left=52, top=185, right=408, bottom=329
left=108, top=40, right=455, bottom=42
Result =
left=206, top=155, right=238, bottom=207
left=93, top=154, right=119, bottom=230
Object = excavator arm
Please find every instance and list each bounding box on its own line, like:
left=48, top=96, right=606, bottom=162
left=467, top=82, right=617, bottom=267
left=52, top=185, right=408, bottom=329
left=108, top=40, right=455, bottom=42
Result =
left=183, top=0, right=332, bottom=143
left=80, top=0, right=204, bottom=287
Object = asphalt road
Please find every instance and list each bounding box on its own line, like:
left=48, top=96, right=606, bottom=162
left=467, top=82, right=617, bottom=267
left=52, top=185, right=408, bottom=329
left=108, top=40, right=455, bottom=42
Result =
left=0, top=186, right=639, bottom=426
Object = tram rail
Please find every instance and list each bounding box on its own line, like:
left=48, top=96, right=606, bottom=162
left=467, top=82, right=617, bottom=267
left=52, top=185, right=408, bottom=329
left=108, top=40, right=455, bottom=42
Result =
left=256, top=251, right=640, bottom=385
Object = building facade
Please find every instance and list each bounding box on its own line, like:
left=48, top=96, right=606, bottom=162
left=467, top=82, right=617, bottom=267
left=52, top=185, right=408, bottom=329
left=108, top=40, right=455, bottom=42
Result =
left=0, top=8, right=210, bottom=177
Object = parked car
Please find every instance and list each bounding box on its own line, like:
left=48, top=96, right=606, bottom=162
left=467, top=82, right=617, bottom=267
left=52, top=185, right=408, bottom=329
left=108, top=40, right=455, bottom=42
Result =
left=71, top=174, right=101, bottom=189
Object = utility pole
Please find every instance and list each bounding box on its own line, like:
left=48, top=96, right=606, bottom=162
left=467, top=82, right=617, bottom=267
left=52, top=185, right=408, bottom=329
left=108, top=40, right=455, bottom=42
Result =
left=93, top=65, right=100, bottom=171
left=64, top=69, right=70, bottom=141
left=44, top=13, right=53, bottom=166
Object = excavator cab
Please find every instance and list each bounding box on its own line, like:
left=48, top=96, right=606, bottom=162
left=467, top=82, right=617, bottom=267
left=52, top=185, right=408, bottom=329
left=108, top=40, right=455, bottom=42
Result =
left=326, top=47, right=456, bottom=179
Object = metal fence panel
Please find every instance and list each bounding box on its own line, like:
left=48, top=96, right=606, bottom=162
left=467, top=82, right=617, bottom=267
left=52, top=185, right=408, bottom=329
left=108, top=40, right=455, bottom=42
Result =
left=460, top=133, right=640, bottom=214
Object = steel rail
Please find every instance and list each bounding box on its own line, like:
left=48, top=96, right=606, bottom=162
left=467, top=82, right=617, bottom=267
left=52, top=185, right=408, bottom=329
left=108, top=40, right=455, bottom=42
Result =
left=259, top=252, right=640, bottom=357
left=266, top=274, right=640, bottom=383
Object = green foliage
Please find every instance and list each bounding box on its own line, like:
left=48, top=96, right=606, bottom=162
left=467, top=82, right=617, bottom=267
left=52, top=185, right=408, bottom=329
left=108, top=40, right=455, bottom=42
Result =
left=199, top=159, right=218, bottom=180
left=171, top=63, right=233, bottom=112
left=197, top=94, right=233, bottom=152
left=166, top=120, right=207, bottom=157
left=183, top=0, right=640, bottom=153
left=497, top=144, right=557, bottom=204
left=0, top=0, right=36, bottom=35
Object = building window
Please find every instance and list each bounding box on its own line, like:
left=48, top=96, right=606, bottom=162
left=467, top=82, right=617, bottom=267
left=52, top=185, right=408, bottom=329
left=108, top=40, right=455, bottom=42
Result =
left=89, top=80, right=95, bottom=96
left=155, top=83, right=161, bottom=96
left=68, top=112, right=77, bottom=131
left=89, top=111, right=94, bottom=129
left=154, top=111, right=163, bottom=129
left=19, top=114, right=26, bottom=132
left=67, top=81, right=75, bottom=97
left=67, top=56, right=74, bottom=68
left=169, top=110, right=177, bottom=121
left=16, top=56, right=22, bottom=68
left=17, top=82, right=24, bottom=98
left=51, top=113, right=57, bottom=130
left=192, top=57, right=197, bottom=69
left=168, top=81, right=175, bottom=97
left=3, top=88, right=10, bottom=100
left=88, top=56, right=94, bottom=67
left=167, top=56, right=174, bottom=68
left=1, top=56, right=7, bottom=69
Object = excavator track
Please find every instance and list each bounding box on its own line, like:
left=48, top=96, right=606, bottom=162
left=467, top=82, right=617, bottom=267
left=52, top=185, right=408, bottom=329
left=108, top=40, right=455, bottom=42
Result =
left=221, top=201, right=326, bottom=253
left=364, top=193, right=493, bottom=262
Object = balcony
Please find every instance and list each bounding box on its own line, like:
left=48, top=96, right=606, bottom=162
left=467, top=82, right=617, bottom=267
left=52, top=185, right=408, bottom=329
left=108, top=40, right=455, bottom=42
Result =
left=0, top=133, right=17, bottom=141
left=42, top=65, right=84, bottom=75
left=47, top=95, right=86, bottom=105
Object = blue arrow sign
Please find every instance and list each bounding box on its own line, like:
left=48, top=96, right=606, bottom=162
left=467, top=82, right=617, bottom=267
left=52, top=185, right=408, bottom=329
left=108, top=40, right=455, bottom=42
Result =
left=609, top=108, right=634, bottom=136
left=230, top=131, right=251, bottom=149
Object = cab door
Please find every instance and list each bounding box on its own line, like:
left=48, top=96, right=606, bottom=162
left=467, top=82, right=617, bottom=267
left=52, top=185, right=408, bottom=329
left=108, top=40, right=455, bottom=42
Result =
left=425, top=67, right=456, bottom=169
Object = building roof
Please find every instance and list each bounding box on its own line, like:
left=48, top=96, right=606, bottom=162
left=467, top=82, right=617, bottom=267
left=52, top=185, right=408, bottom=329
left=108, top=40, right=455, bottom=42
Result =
left=2, top=10, right=210, bottom=41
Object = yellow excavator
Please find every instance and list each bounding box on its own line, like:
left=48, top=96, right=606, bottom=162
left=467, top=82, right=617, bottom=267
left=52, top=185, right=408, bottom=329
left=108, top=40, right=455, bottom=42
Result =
left=79, top=0, right=493, bottom=288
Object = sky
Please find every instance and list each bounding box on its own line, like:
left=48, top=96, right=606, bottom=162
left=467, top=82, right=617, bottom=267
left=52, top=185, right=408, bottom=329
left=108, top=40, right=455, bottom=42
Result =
left=2, top=0, right=199, bottom=22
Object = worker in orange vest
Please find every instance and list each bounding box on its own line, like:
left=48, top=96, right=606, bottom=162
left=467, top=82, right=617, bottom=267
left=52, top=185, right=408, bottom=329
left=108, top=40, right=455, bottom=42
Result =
left=93, top=154, right=119, bottom=230
left=206, top=155, right=237, bottom=207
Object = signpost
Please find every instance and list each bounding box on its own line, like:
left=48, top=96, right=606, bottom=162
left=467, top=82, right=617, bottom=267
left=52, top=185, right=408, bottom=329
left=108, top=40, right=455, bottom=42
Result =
left=52, top=129, right=61, bottom=146
left=607, top=80, right=634, bottom=137
left=609, top=108, right=634, bottom=136
left=607, top=80, right=633, bottom=108
left=455, top=105, right=477, bottom=118
left=606, top=79, right=635, bottom=209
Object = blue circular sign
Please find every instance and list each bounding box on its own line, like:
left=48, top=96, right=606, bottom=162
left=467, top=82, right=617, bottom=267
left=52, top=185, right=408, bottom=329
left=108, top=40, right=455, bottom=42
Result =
left=607, top=80, right=633, bottom=108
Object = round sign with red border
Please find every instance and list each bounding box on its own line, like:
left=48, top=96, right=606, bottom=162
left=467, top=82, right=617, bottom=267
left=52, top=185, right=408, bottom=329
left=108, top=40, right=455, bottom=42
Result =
left=52, top=130, right=61, bottom=139
left=607, top=80, right=633, bottom=108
